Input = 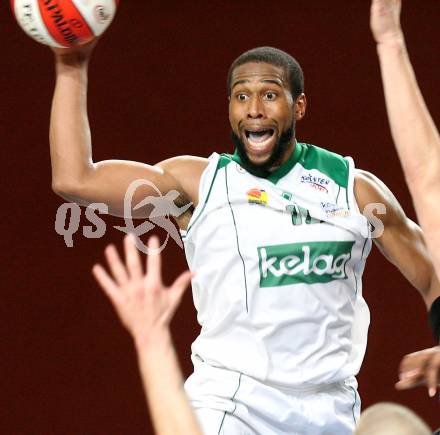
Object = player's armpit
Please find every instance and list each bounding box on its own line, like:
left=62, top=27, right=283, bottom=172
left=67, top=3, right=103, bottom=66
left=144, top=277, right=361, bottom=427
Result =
left=354, top=169, right=440, bottom=308
left=156, top=155, right=209, bottom=208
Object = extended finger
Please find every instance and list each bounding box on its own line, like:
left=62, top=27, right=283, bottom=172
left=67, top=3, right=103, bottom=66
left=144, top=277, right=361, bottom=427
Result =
left=105, top=244, right=129, bottom=286
left=124, top=233, right=143, bottom=280
left=146, top=236, right=162, bottom=285
left=426, top=354, right=440, bottom=398
left=395, top=374, right=424, bottom=390
left=92, top=264, right=122, bottom=305
left=399, top=368, right=423, bottom=380
left=396, top=367, right=424, bottom=390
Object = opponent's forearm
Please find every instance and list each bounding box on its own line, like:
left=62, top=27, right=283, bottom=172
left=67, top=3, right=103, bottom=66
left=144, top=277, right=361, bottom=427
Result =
left=409, top=189, right=440, bottom=287
left=50, top=56, right=94, bottom=193
left=377, top=39, right=440, bottom=188
left=377, top=40, right=440, bottom=280
left=135, top=330, right=202, bottom=435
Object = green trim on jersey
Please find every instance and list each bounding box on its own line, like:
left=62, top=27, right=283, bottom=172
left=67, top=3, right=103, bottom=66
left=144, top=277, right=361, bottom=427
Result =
left=231, top=142, right=349, bottom=188
left=297, top=143, right=349, bottom=188
left=349, top=386, right=358, bottom=426
left=218, top=154, right=233, bottom=169
left=231, top=141, right=302, bottom=184
left=186, top=155, right=232, bottom=235
left=217, top=373, right=243, bottom=434
left=267, top=142, right=302, bottom=184
left=355, top=237, right=369, bottom=296
left=225, top=164, right=249, bottom=312
left=187, top=144, right=350, bottom=233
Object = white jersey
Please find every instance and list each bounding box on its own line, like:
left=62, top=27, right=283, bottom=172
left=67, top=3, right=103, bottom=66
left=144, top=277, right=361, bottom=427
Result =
left=181, top=142, right=372, bottom=388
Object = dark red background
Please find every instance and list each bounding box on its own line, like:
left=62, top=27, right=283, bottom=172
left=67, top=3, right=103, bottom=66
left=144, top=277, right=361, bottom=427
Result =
left=1, top=1, right=439, bottom=434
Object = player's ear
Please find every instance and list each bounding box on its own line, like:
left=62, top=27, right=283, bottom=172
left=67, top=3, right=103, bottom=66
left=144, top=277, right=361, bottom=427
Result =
left=295, top=93, right=307, bottom=121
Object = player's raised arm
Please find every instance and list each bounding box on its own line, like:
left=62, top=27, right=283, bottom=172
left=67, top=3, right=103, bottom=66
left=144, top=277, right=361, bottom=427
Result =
left=92, top=235, right=202, bottom=435
left=370, top=0, right=440, bottom=277
left=50, top=43, right=207, bottom=219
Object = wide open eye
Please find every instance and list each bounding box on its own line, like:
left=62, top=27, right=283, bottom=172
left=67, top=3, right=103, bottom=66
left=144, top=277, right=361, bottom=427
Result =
left=237, top=93, right=249, bottom=102
left=264, top=91, right=277, bottom=101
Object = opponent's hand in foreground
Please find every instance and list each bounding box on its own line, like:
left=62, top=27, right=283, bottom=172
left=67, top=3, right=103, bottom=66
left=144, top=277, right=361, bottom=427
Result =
left=396, top=346, right=440, bottom=397
left=92, top=234, right=193, bottom=342
left=370, top=0, right=403, bottom=44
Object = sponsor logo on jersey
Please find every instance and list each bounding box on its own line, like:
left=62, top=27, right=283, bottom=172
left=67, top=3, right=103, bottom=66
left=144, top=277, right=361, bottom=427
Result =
left=258, top=241, right=354, bottom=287
left=247, top=188, right=268, bottom=205
left=321, top=202, right=350, bottom=218
left=300, top=173, right=330, bottom=193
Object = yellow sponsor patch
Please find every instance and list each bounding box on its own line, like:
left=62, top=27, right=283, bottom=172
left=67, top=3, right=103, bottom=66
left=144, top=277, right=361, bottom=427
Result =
left=247, top=188, right=268, bottom=205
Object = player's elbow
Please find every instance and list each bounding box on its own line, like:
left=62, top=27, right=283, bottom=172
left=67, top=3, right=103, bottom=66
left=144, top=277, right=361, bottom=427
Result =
left=52, top=177, right=73, bottom=196
left=51, top=178, right=86, bottom=203
left=404, top=149, right=440, bottom=194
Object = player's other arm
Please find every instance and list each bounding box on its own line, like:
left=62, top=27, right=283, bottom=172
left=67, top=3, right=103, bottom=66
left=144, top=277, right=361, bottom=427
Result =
left=354, top=170, right=440, bottom=309
left=50, top=44, right=206, bottom=218
left=370, top=0, right=440, bottom=276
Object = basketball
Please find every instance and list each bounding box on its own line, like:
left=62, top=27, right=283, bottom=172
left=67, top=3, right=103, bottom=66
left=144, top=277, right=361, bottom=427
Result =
left=10, top=0, right=119, bottom=48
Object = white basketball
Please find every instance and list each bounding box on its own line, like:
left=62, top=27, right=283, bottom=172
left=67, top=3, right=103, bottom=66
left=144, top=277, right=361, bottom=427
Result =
left=11, top=0, right=119, bottom=48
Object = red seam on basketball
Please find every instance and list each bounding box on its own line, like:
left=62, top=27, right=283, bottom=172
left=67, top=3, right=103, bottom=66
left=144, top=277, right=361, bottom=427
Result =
left=70, top=0, right=98, bottom=41
left=37, top=0, right=94, bottom=47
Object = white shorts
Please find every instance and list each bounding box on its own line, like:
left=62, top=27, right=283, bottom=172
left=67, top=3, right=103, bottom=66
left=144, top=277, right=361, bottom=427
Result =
left=185, top=359, right=360, bottom=435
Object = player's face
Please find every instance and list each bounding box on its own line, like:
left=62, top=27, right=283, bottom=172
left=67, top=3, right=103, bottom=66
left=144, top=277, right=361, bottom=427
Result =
left=229, top=62, right=304, bottom=170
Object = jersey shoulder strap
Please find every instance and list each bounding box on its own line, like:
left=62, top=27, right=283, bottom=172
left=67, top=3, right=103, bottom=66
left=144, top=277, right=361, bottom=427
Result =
left=297, top=142, right=350, bottom=189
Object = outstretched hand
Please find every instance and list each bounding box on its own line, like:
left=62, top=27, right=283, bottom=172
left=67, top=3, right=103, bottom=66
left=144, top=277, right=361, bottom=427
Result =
left=370, top=0, right=403, bottom=44
left=92, top=234, right=193, bottom=343
left=396, top=346, right=440, bottom=398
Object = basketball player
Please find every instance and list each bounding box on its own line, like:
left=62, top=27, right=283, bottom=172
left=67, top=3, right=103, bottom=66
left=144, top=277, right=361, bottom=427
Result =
left=370, top=0, right=440, bottom=398
left=48, top=1, right=440, bottom=433
left=92, top=234, right=202, bottom=435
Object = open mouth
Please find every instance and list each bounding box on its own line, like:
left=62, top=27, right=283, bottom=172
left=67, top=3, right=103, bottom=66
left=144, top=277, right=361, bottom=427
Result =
left=244, top=128, right=275, bottom=155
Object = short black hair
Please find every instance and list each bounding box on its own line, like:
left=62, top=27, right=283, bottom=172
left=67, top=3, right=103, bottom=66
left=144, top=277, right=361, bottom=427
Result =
left=227, top=46, right=304, bottom=99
